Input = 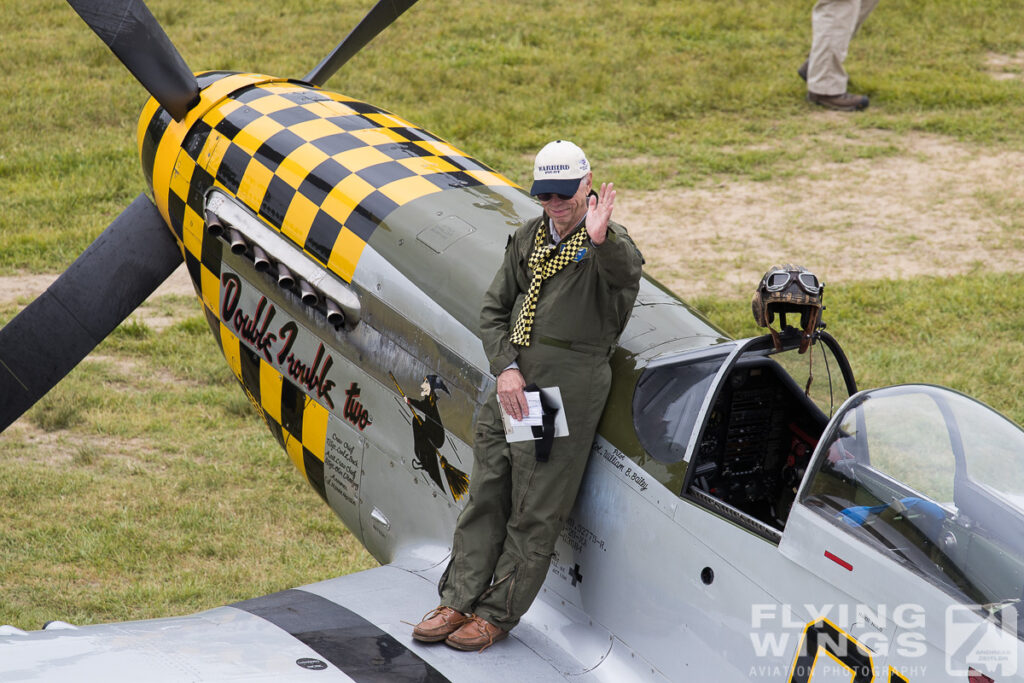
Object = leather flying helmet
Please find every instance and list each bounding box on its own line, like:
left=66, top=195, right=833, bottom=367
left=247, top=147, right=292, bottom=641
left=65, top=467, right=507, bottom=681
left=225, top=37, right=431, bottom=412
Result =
left=751, top=264, right=823, bottom=353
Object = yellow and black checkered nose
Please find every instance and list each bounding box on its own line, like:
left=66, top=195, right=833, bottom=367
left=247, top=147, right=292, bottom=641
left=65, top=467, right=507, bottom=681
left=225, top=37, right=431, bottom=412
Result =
left=508, top=223, right=589, bottom=346
left=136, top=73, right=521, bottom=500
left=139, top=73, right=516, bottom=287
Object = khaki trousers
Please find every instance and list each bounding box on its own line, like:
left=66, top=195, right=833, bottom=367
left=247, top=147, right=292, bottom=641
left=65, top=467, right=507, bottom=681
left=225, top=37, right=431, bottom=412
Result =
left=808, top=0, right=880, bottom=95
left=438, top=342, right=611, bottom=630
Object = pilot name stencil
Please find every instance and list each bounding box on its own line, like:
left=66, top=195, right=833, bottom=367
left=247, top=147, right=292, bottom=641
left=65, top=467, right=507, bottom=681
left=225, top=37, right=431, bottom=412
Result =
left=596, top=441, right=649, bottom=493
left=221, top=270, right=341, bottom=409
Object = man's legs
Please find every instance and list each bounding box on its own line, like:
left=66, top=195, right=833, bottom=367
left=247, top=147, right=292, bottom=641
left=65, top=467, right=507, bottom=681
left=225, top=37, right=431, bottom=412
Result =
left=808, top=0, right=860, bottom=95
left=416, top=398, right=510, bottom=643
left=468, top=352, right=610, bottom=632
left=468, top=433, right=594, bottom=631
left=443, top=433, right=590, bottom=652
left=430, top=348, right=610, bottom=649
left=807, top=0, right=877, bottom=110
left=437, top=397, right=512, bottom=613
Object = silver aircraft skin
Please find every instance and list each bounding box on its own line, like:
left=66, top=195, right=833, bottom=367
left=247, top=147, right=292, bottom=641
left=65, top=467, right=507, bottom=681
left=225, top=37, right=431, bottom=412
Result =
left=3, top=3, right=1024, bottom=683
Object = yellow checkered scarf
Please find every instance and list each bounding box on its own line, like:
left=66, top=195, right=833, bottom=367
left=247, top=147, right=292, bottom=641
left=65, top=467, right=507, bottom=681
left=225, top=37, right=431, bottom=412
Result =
left=508, top=221, right=589, bottom=347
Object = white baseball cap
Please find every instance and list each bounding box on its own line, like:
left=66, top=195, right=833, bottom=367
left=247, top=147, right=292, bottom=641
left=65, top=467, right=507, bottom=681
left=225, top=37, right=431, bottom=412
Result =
left=530, top=140, right=590, bottom=197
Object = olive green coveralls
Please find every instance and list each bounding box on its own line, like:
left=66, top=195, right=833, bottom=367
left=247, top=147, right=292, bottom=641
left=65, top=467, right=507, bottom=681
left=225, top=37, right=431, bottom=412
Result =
left=438, top=212, right=642, bottom=631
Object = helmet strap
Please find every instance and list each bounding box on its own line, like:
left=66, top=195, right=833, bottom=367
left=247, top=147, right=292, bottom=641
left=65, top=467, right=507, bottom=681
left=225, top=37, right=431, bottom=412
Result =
left=798, top=307, right=821, bottom=354
left=804, top=344, right=814, bottom=396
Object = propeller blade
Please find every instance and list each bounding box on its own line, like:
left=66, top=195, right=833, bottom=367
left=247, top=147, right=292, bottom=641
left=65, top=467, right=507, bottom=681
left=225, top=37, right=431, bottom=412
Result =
left=304, top=0, right=418, bottom=87
left=0, top=194, right=183, bottom=433
left=66, top=0, right=199, bottom=121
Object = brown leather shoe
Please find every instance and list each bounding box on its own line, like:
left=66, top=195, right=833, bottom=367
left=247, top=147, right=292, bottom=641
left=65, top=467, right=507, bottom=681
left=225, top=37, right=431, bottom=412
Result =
left=445, top=615, right=508, bottom=652
left=412, top=606, right=469, bottom=643
left=807, top=91, right=869, bottom=112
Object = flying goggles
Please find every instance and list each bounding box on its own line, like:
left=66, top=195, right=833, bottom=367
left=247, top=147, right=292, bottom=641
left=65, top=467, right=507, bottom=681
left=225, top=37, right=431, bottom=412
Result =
left=763, top=269, right=822, bottom=295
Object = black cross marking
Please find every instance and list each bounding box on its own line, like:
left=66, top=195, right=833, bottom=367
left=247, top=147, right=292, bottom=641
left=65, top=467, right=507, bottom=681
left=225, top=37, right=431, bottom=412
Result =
left=570, top=563, right=583, bottom=587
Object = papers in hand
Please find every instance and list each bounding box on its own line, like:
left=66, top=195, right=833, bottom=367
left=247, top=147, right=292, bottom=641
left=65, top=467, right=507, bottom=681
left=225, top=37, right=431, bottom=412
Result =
left=498, top=386, right=569, bottom=443
left=508, top=393, right=544, bottom=427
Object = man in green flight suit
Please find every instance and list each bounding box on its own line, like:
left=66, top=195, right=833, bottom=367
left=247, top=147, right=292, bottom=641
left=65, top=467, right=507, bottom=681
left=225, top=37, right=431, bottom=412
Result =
left=412, top=140, right=643, bottom=651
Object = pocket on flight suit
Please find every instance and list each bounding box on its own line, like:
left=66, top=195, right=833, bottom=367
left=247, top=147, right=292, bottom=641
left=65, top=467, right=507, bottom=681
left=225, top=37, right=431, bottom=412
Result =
left=510, top=440, right=539, bottom=515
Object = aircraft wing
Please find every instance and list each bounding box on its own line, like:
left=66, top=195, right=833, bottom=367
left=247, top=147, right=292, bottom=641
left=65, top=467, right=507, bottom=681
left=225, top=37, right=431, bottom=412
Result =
left=0, top=563, right=628, bottom=682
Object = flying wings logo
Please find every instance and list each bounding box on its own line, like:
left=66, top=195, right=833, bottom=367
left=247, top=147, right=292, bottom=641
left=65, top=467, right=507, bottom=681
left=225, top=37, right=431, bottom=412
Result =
left=945, top=604, right=1018, bottom=678
left=749, top=602, right=1020, bottom=681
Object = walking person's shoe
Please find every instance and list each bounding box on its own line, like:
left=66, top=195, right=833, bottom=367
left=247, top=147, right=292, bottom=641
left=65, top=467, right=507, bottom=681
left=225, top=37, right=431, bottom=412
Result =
left=807, top=91, right=869, bottom=112
left=412, top=606, right=469, bottom=643
left=445, top=614, right=508, bottom=652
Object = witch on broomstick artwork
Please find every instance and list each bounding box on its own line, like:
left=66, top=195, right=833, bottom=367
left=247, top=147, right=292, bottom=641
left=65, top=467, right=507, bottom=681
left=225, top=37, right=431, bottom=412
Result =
left=390, top=372, right=469, bottom=502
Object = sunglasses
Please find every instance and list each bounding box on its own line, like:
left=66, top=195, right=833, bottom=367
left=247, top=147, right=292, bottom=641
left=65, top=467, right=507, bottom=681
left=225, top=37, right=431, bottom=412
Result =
left=764, top=270, right=822, bottom=294
left=536, top=192, right=575, bottom=202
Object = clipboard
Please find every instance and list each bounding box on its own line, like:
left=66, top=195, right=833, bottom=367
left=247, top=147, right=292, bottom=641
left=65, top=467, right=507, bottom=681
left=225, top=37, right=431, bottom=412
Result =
left=498, top=386, right=569, bottom=443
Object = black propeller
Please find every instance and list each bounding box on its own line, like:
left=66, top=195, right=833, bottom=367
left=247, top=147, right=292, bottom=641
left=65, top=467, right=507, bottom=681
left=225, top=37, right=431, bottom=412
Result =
left=0, top=195, right=184, bottom=433
left=0, top=0, right=418, bottom=432
left=66, top=0, right=199, bottom=121
left=304, top=0, right=419, bottom=87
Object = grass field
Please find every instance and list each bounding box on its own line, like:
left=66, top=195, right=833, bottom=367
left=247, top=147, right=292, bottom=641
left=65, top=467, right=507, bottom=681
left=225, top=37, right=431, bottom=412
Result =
left=2, top=0, right=1024, bottom=629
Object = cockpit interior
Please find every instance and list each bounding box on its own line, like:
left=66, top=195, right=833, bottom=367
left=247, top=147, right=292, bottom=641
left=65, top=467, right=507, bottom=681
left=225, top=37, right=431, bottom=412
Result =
left=633, top=329, right=856, bottom=539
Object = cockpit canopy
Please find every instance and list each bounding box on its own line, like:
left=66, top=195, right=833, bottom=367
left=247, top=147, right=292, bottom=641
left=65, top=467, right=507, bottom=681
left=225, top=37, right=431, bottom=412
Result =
left=630, top=329, right=1024, bottom=637
left=801, top=384, right=1024, bottom=617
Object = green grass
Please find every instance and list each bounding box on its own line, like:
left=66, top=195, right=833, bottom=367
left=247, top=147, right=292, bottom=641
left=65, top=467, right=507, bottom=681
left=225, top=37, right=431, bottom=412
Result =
left=691, top=271, right=1024, bottom=424
left=2, top=0, right=1024, bottom=630
left=0, top=313, right=374, bottom=628
left=3, top=0, right=1024, bottom=269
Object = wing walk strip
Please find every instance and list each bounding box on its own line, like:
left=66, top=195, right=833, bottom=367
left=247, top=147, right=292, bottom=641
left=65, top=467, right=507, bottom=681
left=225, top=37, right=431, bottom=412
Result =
left=233, top=589, right=450, bottom=682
